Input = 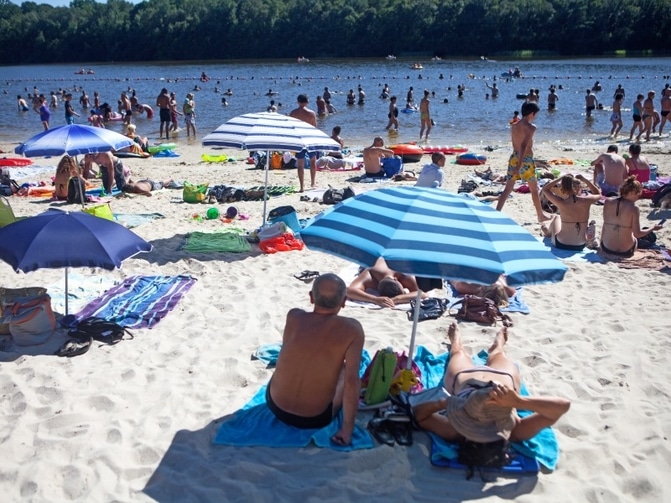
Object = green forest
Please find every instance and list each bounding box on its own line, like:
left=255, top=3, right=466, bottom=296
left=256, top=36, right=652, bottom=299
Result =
left=1, top=0, right=670, bottom=65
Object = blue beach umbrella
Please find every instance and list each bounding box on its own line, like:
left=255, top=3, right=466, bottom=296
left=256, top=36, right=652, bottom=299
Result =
left=301, top=186, right=567, bottom=364
left=0, top=209, right=152, bottom=315
left=202, top=112, right=340, bottom=223
left=14, top=124, right=134, bottom=158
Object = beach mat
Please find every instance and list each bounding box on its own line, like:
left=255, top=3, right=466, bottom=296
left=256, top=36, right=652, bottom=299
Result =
left=68, top=275, right=196, bottom=329
left=430, top=440, right=540, bottom=475
left=183, top=231, right=252, bottom=253
left=541, top=237, right=605, bottom=263
left=113, top=212, right=165, bottom=229
left=446, top=283, right=530, bottom=314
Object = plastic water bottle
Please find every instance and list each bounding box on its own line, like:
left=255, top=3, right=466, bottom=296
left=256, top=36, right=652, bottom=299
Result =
left=650, top=164, right=658, bottom=181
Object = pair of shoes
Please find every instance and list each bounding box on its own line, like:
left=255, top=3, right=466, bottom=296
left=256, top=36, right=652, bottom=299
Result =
left=293, top=270, right=320, bottom=281
left=299, top=195, right=310, bottom=202
left=367, top=418, right=413, bottom=446
left=389, top=387, right=449, bottom=429
left=55, top=337, right=92, bottom=357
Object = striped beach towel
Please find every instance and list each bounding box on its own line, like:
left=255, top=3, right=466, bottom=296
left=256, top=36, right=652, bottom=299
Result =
left=71, top=275, right=196, bottom=329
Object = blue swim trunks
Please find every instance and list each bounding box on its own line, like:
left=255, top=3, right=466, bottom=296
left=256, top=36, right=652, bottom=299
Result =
left=506, top=152, right=537, bottom=182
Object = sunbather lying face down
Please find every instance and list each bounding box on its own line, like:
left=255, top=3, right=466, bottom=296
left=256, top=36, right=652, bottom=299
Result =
left=267, top=274, right=365, bottom=446
left=346, top=257, right=426, bottom=308
left=122, top=178, right=172, bottom=196
left=413, top=322, right=570, bottom=444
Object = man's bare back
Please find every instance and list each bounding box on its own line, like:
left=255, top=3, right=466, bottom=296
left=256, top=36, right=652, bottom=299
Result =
left=346, top=257, right=422, bottom=307
left=289, top=105, right=317, bottom=127
left=362, top=137, right=394, bottom=175
left=595, top=153, right=627, bottom=187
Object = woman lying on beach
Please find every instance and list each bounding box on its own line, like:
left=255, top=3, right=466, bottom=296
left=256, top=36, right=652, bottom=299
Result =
left=411, top=322, right=570, bottom=446
left=540, top=173, right=601, bottom=251
left=450, top=275, right=515, bottom=308
left=600, top=176, right=663, bottom=257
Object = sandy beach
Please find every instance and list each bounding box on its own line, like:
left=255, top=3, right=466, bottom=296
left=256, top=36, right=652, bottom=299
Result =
left=0, top=133, right=670, bottom=502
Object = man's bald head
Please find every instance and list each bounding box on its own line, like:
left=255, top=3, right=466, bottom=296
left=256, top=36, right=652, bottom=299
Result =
left=311, top=273, right=347, bottom=309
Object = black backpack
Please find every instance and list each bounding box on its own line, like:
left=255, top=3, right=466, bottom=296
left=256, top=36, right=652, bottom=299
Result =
left=68, top=317, right=133, bottom=345
left=322, top=186, right=355, bottom=205
left=458, top=439, right=511, bottom=480
left=652, top=182, right=671, bottom=208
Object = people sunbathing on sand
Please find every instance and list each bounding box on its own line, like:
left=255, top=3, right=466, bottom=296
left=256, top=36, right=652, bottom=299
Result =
left=450, top=275, right=515, bottom=307
left=267, top=274, right=364, bottom=446
left=122, top=179, right=173, bottom=196
left=411, top=322, right=570, bottom=445
left=346, top=257, right=426, bottom=307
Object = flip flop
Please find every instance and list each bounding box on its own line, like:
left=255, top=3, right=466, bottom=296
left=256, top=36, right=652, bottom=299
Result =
left=367, top=418, right=395, bottom=446
left=55, top=337, right=92, bottom=358
left=389, top=421, right=413, bottom=446
left=293, top=270, right=320, bottom=281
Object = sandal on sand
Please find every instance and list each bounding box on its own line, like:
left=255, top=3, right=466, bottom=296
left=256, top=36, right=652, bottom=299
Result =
left=389, top=421, right=413, bottom=446
left=367, top=418, right=395, bottom=446
left=293, top=270, right=320, bottom=281
left=55, top=337, right=92, bottom=358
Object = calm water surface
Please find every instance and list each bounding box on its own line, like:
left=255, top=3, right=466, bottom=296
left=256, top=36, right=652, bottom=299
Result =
left=2, top=58, right=670, bottom=151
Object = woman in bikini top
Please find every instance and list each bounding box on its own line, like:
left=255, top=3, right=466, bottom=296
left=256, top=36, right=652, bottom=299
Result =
left=540, top=174, right=601, bottom=249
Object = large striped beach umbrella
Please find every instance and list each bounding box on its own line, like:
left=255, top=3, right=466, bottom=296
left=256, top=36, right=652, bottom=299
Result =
left=301, top=186, right=567, bottom=364
left=202, top=112, right=340, bottom=223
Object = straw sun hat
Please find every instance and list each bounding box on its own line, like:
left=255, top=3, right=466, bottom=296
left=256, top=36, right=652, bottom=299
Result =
left=446, top=387, right=517, bottom=443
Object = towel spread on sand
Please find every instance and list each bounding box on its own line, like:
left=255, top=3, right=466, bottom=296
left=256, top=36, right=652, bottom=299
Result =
left=183, top=232, right=252, bottom=253
left=70, top=275, right=196, bottom=329
left=113, top=213, right=165, bottom=229
left=599, top=247, right=671, bottom=271
left=213, top=348, right=374, bottom=452
left=47, top=272, right=118, bottom=315
left=415, top=346, right=560, bottom=471
left=541, top=237, right=605, bottom=263
left=446, top=283, right=530, bottom=314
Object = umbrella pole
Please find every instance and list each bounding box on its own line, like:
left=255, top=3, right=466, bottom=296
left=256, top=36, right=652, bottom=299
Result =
left=64, top=267, right=69, bottom=316
left=406, top=289, right=423, bottom=369
left=262, top=150, right=269, bottom=225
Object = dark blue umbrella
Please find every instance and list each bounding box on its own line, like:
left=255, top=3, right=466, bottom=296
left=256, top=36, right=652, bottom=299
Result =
left=0, top=209, right=152, bottom=315
left=14, top=124, right=133, bottom=157
left=301, top=186, right=567, bottom=364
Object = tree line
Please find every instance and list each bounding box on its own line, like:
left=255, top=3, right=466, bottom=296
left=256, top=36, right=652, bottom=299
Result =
left=1, top=0, right=670, bottom=65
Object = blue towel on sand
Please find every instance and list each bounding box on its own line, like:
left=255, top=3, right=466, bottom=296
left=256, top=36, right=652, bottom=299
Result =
left=422, top=348, right=559, bottom=471
left=542, top=237, right=605, bottom=263
left=447, top=284, right=530, bottom=314
left=214, top=349, right=373, bottom=451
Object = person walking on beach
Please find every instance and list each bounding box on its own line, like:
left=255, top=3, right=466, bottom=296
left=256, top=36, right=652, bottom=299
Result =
left=156, top=88, right=171, bottom=141
left=289, top=94, right=318, bottom=192
left=629, top=94, right=644, bottom=140
left=496, top=101, right=551, bottom=223
left=63, top=93, right=79, bottom=125
left=267, top=274, right=364, bottom=446
left=120, top=92, right=132, bottom=125
left=386, top=96, right=399, bottom=131
left=585, top=89, right=598, bottom=118
left=610, top=94, right=624, bottom=138
left=419, top=89, right=431, bottom=141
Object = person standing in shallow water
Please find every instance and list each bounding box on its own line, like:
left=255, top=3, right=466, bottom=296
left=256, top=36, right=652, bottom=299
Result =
left=289, top=94, right=318, bottom=192
left=386, top=96, right=399, bottom=130
left=419, top=89, right=431, bottom=140
left=156, top=88, right=171, bottom=141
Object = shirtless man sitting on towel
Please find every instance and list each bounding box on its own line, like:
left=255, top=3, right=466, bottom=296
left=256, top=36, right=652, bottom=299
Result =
left=346, top=257, right=425, bottom=307
left=267, top=274, right=365, bottom=446
left=122, top=178, right=173, bottom=196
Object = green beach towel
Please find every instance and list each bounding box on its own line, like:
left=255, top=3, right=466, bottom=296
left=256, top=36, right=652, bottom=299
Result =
left=183, top=231, right=252, bottom=253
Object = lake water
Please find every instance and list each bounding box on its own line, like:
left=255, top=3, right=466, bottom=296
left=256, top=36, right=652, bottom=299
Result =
left=2, top=57, right=670, bottom=151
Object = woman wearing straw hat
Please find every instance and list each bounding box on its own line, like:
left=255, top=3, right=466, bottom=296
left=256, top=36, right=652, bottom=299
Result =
left=412, top=322, right=570, bottom=444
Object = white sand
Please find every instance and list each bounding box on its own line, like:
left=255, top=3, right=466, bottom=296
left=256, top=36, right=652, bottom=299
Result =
left=0, top=137, right=670, bottom=502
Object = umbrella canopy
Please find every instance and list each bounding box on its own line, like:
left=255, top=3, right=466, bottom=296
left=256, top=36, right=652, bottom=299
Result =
left=203, top=112, right=341, bottom=225
left=300, top=187, right=567, bottom=366
left=14, top=124, right=134, bottom=157
left=202, top=111, right=341, bottom=153
left=0, top=209, right=152, bottom=314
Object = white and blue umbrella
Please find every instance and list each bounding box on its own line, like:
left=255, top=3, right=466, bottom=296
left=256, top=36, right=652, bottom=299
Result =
left=301, top=186, right=567, bottom=364
left=202, top=112, right=340, bottom=223
left=15, top=124, right=134, bottom=157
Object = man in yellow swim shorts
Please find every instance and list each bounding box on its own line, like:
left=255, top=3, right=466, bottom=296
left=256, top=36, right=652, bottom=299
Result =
left=496, top=102, right=552, bottom=223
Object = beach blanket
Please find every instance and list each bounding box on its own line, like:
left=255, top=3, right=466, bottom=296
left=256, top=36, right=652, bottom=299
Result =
left=213, top=348, right=375, bottom=452
left=599, top=247, right=671, bottom=271
left=113, top=213, right=165, bottom=229
left=183, top=232, right=252, bottom=253
left=541, top=237, right=605, bottom=263
left=47, top=272, right=118, bottom=315
left=446, top=283, right=530, bottom=314
left=69, top=275, right=196, bottom=329
left=413, top=346, right=560, bottom=471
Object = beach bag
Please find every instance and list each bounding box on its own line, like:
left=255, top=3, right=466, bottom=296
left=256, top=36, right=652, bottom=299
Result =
left=1, top=293, right=56, bottom=346
left=652, top=182, right=671, bottom=207
left=258, top=233, right=304, bottom=254
left=322, top=186, right=355, bottom=205
left=270, top=152, right=282, bottom=169
left=458, top=440, right=511, bottom=480
left=83, top=203, right=114, bottom=221
left=451, top=295, right=513, bottom=327
left=68, top=316, right=133, bottom=346
left=391, top=351, right=424, bottom=395
left=67, top=177, right=87, bottom=204
left=183, top=182, right=209, bottom=203
left=381, top=157, right=403, bottom=177
left=408, top=297, right=449, bottom=322
left=362, top=348, right=398, bottom=405
left=0, top=287, right=47, bottom=335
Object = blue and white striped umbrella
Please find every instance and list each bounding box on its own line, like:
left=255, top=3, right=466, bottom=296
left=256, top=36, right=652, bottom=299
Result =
left=301, top=186, right=567, bottom=286
left=301, top=186, right=567, bottom=365
left=202, top=111, right=340, bottom=152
